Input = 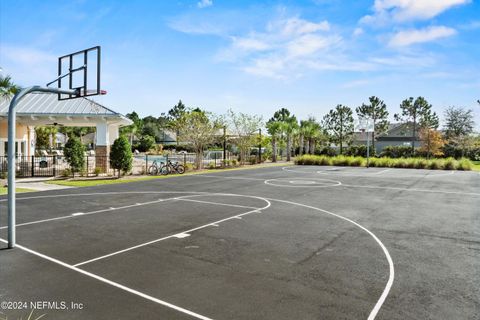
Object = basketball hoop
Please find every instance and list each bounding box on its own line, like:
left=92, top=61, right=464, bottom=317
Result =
left=45, top=46, right=102, bottom=101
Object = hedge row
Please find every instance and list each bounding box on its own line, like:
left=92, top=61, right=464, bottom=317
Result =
left=294, top=155, right=473, bottom=170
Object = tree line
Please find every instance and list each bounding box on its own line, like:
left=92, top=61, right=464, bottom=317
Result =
left=121, top=96, right=478, bottom=165
left=1, top=75, right=478, bottom=163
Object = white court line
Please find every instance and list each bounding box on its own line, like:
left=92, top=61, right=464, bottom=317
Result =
left=197, top=174, right=267, bottom=181
left=1, top=191, right=391, bottom=319
left=72, top=198, right=271, bottom=267
left=195, top=171, right=480, bottom=196
left=340, top=183, right=480, bottom=196
left=264, top=178, right=342, bottom=188
left=176, top=198, right=258, bottom=210
left=0, top=238, right=214, bottom=320
left=283, top=166, right=458, bottom=179
left=0, top=197, right=179, bottom=230
left=265, top=198, right=394, bottom=320
left=374, top=169, right=391, bottom=175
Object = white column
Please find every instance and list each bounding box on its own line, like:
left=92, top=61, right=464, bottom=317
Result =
left=96, top=122, right=109, bottom=146
left=29, top=126, right=35, bottom=157
left=108, top=125, right=119, bottom=145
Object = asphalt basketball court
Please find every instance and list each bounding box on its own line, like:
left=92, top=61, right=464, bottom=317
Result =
left=1, top=165, right=478, bottom=319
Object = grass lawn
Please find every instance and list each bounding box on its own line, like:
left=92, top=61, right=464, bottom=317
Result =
left=472, top=161, right=480, bottom=171
left=0, top=187, right=36, bottom=195
left=47, top=162, right=293, bottom=187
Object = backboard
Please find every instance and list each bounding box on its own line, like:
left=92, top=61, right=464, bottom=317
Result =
left=356, top=117, right=374, bottom=133
left=50, top=46, right=104, bottom=100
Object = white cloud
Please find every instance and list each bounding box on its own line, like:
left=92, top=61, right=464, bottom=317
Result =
left=362, top=0, right=470, bottom=24
left=232, top=36, right=271, bottom=51
left=353, top=27, right=364, bottom=36
left=389, top=26, right=457, bottom=47
left=0, top=45, right=57, bottom=85
left=268, top=17, right=330, bottom=36
left=286, top=34, right=340, bottom=57
left=342, top=79, right=370, bottom=89
left=197, top=0, right=213, bottom=9
left=213, top=16, right=345, bottom=78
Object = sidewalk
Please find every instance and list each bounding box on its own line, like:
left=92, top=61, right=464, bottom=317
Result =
left=16, top=178, right=73, bottom=191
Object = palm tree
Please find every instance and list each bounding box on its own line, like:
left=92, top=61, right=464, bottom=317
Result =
left=298, top=120, right=310, bottom=155
left=283, top=116, right=298, bottom=161
left=266, top=120, right=281, bottom=162
left=302, top=117, right=321, bottom=154
left=0, top=75, right=20, bottom=99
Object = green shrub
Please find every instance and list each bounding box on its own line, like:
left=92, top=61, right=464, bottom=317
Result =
left=135, top=135, right=155, bottom=152
left=93, top=167, right=103, bottom=176
left=294, top=155, right=470, bottom=171
left=296, top=155, right=315, bottom=165
left=379, top=145, right=414, bottom=158
left=315, top=146, right=337, bottom=157
left=393, top=158, right=407, bottom=168
left=332, top=156, right=349, bottom=166
left=110, top=136, right=133, bottom=177
left=413, top=158, right=427, bottom=169
left=319, top=156, right=332, bottom=166
left=344, top=145, right=376, bottom=157
left=64, top=137, right=85, bottom=176
left=457, top=158, right=472, bottom=171
left=208, top=162, right=216, bottom=169
left=61, top=168, right=72, bottom=177
left=430, top=159, right=444, bottom=170
left=231, top=159, right=238, bottom=166
left=185, top=163, right=194, bottom=171
left=349, top=156, right=365, bottom=167
left=444, top=157, right=457, bottom=170
left=367, top=158, right=376, bottom=167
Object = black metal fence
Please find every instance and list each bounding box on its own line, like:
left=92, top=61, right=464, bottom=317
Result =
left=0, top=151, right=234, bottom=178
left=143, top=151, right=233, bottom=174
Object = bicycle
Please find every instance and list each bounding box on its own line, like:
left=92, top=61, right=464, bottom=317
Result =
left=148, top=160, right=165, bottom=175
left=160, top=160, right=185, bottom=175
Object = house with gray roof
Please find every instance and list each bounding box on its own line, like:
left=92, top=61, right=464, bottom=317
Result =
left=353, top=123, right=422, bottom=153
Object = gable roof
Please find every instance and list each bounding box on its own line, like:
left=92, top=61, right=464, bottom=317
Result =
left=0, top=92, right=122, bottom=116
left=378, top=123, right=416, bottom=138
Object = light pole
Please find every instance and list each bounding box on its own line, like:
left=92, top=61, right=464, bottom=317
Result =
left=258, top=128, right=262, bottom=163
left=223, top=126, right=227, bottom=166
left=7, top=86, right=76, bottom=248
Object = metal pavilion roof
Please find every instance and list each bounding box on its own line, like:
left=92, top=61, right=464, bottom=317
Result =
left=0, top=92, right=121, bottom=116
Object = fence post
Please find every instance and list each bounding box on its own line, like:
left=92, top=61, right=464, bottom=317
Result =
left=184, top=154, right=186, bottom=167
left=145, top=154, right=148, bottom=174
left=214, top=152, right=217, bottom=167
left=52, top=156, right=56, bottom=177
left=31, top=155, right=34, bottom=177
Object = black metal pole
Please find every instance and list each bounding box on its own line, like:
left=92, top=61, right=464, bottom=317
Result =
left=258, top=128, right=262, bottom=163
left=223, top=126, right=226, bottom=167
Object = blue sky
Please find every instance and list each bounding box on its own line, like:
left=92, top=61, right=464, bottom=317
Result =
left=1, top=0, right=479, bottom=128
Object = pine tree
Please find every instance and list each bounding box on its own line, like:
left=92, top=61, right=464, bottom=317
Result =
left=356, top=96, right=389, bottom=151
left=323, top=105, right=354, bottom=154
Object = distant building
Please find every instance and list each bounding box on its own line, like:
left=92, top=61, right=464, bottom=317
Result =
left=353, top=123, right=422, bottom=153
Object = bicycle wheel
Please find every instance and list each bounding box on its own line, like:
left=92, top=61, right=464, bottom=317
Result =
left=176, top=165, right=185, bottom=174
left=160, top=165, right=169, bottom=175
left=148, top=165, right=158, bottom=175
